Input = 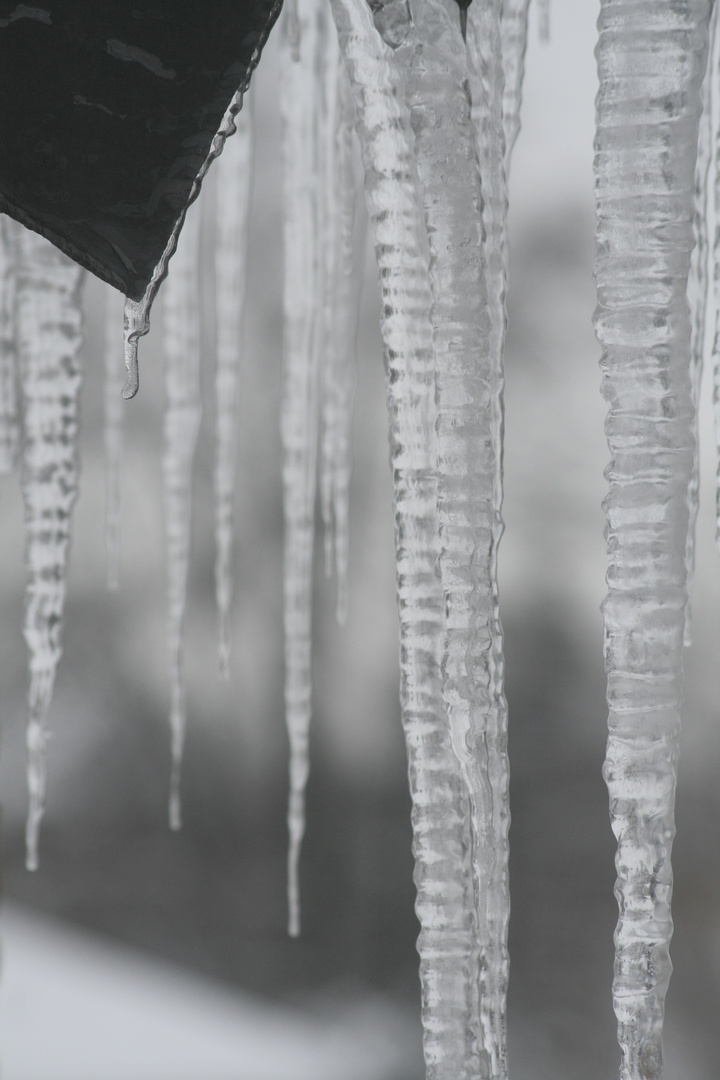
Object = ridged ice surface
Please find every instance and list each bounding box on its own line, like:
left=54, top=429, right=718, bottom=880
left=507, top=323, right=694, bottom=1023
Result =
left=214, top=96, right=254, bottom=677
left=329, top=0, right=481, bottom=1074
left=594, top=3, right=711, bottom=1077
left=0, top=216, right=19, bottom=474
left=465, top=1, right=510, bottom=1072
left=15, top=227, right=84, bottom=871
left=319, top=59, right=358, bottom=626
left=162, top=197, right=203, bottom=832
left=104, top=285, right=125, bottom=591
left=279, top=0, right=325, bottom=937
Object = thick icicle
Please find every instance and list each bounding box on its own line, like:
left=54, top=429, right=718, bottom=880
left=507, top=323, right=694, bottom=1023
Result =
left=594, top=3, right=711, bottom=1078
left=279, top=0, right=325, bottom=937
left=0, top=217, right=19, bottom=474
left=319, top=60, right=359, bottom=626
left=162, top=196, right=203, bottom=831
left=499, top=0, right=531, bottom=169
left=104, top=285, right=125, bottom=591
left=328, top=0, right=480, bottom=1075
left=465, top=1, right=511, bottom=1071
left=15, top=228, right=84, bottom=871
left=214, top=95, right=254, bottom=677
left=369, top=0, right=508, bottom=1074
left=685, top=3, right=716, bottom=643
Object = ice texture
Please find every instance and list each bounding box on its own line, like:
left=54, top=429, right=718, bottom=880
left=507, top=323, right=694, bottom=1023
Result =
left=319, top=60, right=358, bottom=626
left=0, top=217, right=19, bottom=474
left=15, top=227, right=85, bottom=870
left=500, top=0, right=531, bottom=168
left=328, top=0, right=482, bottom=1073
left=214, top=95, right=254, bottom=678
left=104, top=285, right=125, bottom=592
left=162, top=197, right=203, bottom=831
left=279, top=0, right=326, bottom=937
left=594, top=3, right=711, bottom=1077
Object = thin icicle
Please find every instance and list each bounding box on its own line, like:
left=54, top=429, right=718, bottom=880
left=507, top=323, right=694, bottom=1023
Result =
left=319, top=61, right=359, bottom=625
left=328, top=0, right=480, bottom=1075
left=15, top=227, right=84, bottom=871
left=162, top=196, right=203, bottom=832
left=104, top=285, right=125, bottom=591
left=594, top=3, right=711, bottom=1078
left=214, top=94, right=254, bottom=678
left=370, top=0, right=508, bottom=1075
left=0, top=216, right=19, bottom=474
left=685, top=2, right=717, bottom=644
left=710, top=8, right=720, bottom=555
left=279, top=0, right=325, bottom=937
left=465, top=2, right=511, bottom=1072
left=500, top=0, right=531, bottom=170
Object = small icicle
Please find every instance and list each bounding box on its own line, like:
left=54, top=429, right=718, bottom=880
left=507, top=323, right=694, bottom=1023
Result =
left=319, top=61, right=359, bottom=625
left=0, top=216, right=19, bottom=474
left=710, top=9, right=720, bottom=555
left=15, top=227, right=84, bottom=871
left=465, top=0, right=511, bottom=1071
left=162, top=196, right=203, bottom=832
left=104, top=285, right=125, bottom=591
left=329, top=0, right=482, bottom=1075
left=685, top=3, right=717, bottom=645
left=594, top=3, right=711, bottom=1077
left=214, top=95, right=254, bottom=678
left=500, top=0, right=531, bottom=170
left=279, top=0, right=326, bottom=937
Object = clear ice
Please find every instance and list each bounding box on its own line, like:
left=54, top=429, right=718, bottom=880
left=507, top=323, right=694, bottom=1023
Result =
left=594, top=2, right=711, bottom=1077
left=104, top=284, right=125, bottom=591
left=0, top=216, right=19, bottom=474
left=214, top=94, right=254, bottom=677
left=162, top=195, right=203, bottom=832
left=15, top=227, right=84, bottom=871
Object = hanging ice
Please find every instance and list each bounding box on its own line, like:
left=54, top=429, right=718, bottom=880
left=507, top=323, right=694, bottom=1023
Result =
left=214, top=94, right=254, bottom=677
left=594, top=2, right=711, bottom=1077
left=0, top=216, right=19, bottom=474
left=279, top=0, right=330, bottom=937
left=499, top=0, right=531, bottom=169
left=318, top=57, right=359, bottom=625
left=162, top=195, right=203, bottom=832
left=329, top=0, right=481, bottom=1074
left=15, top=227, right=84, bottom=871
left=104, top=285, right=125, bottom=592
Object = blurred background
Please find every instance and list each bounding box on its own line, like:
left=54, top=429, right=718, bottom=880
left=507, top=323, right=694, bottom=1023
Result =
left=1, top=0, right=719, bottom=1076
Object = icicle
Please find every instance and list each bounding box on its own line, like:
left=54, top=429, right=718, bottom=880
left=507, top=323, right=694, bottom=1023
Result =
left=15, top=227, right=84, bottom=871
left=465, top=1, right=511, bottom=1073
left=685, top=2, right=717, bottom=645
left=0, top=216, right=19, bottom=474
left=594, top=3, right=711, bottom=1078
left=214, top=95, right=254, bottom=678
left=500, top=0, right=531, bottom=170
left=104, top=285, right=125, bottom=591
left=328, top=0, right=480, bottom=1076
left=319, top=61, right=359, bottom=625
left=711, top=11, right=720, bottom=555
left=162, top=196, right=203, bottom=832
left=279, top=0, right=325, bottom=937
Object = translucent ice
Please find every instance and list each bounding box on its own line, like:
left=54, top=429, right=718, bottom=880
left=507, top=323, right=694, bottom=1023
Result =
left=0, top=216, right=19, bottom=474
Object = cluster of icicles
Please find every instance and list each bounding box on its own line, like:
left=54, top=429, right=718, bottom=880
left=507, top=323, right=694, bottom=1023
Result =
left=2, top=0, right=720, bottom=1077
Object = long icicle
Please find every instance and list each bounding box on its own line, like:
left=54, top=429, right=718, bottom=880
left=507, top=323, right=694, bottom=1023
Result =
left=15, top=228, right=84, bottom=871
left=328, top=0, right=480, bottom=1075
left=465, top=1, right=511, bottom=1071
left=104, top=284, right=125, bottom=591
left=371, top=0, right=508, bottom=1074
left=162, top=195, right=203, bottom=831
left=594, top=3, right=711, bottom=1077
left=279, top=0, right=324, bottom=937
left=0, top=217, right=19, bottom=475
left=685, top=0, right=717, bottom=643
left=214, top=94, right=254, bottom=678
left=319, top=60, right=359, bottom=626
